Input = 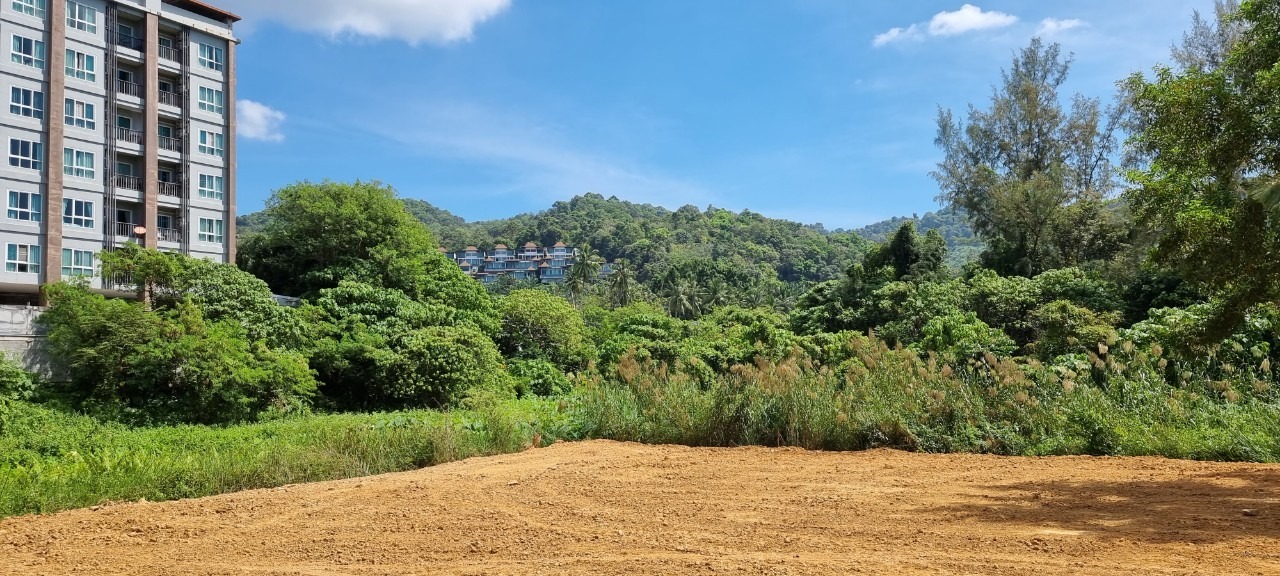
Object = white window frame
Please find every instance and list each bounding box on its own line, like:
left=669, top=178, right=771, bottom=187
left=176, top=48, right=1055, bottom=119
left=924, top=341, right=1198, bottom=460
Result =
left=198, top=43, right=224, bottom=71
left=198, top=218, right=223, bottom=244
left=198, top=174, right=224, bottom=200
left=65, top=1, right=96, bottom=34
left=65, top=48, right=95, bottom=82
left=7, top=190, right=41, bottom=223
left=62, top=147, right=94, bottom=180
left=5, top=243, right=40, bottom=274
left=10, top=87, right=44, bottom=120
left=61, top=248, right=93, bottom=277
left=197, top=86, right=224, bottom=115
left=63, top=97, right=95, bottom=130
left=12, top=0, right=46, bottom=18
left=62, top=198, right=93, bottom=228
left=10, top=35, right=45, bottom=69
left=198, top=130, right=224, bottom=157
left=8, top=138, right=42, bottom=170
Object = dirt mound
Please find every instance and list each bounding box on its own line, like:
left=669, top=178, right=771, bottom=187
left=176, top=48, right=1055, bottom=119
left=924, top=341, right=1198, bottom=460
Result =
left=2, top=440, right=1278, bottom=575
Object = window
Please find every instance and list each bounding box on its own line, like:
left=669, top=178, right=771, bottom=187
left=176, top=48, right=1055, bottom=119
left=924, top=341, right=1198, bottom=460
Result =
left=198, top=130, right=223, bottom=157
left=12, top=0, right=46, bottom=18
left=62, top=147, right=94, bottom=179
left=61, top=248, right=93, bottom=277
left=62, top=198, right=93, bottom=228
left=5, top=244, right=40, bottom=274
left=8, top=138, right=42, bottom=170
left=198, top=174, right=224, bottom=200
left=157, top=214, right=174, bottom=230
left=10, top=87, right=43, bottom=119
left=198, top=218, right=223, bottom=244
left=63, top=98, right=95, bottom=130
left=7, top=191, right=40, bottom=222
left=198, top=43, right=224, bottom=71
left=198, top=87, right=224, bottom=115
left=11, top=35, right=45, bottom=69
left=65, top=1, right=96, bottom=33
left=65, top=49, right=95, bottom=82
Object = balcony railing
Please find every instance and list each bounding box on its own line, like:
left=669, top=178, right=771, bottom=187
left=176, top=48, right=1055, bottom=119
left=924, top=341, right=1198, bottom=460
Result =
left=158, top=89, right=182, bottom=108
left=114, top=221, right=136, bottom=237
left=103, top=272, right=135, bottom=291
left=115, top=126, right=143, bottom=145
left=158, top=227, right=182, bottom=243
left=159, top=45, right=182, bottom=62
left=115, top=174, right=141, bottom=191
left=158, top=181, right=182, bottom=198
left=116, top=32, right=144, bottom=51
left=117, top=79, right=144, bottom=98
left=158, top=135, right=182, bottom=152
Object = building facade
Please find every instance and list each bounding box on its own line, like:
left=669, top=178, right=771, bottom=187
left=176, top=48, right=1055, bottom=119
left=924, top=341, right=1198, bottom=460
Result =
left=446, top=241, right=612, bottom=285
left=0, top=0, right=238, bottom=302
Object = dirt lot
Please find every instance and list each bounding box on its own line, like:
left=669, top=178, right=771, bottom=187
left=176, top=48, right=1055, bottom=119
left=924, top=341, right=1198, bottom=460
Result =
left=1, top=440, right=1278, bottom=575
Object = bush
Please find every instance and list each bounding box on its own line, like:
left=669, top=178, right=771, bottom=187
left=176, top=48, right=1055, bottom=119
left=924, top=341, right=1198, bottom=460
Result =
left=37, top=284, right=317, bottom=425
left=0, top=355, right=33, bottom=434
left=509, top=358, right=573, bottom=397
left=497, top=290, right=594, bottom=371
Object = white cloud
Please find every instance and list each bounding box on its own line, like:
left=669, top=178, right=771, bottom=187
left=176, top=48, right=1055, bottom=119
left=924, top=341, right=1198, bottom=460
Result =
left=1036, top=18, right=1087, bottom=36
left=874, top=4, right=1018, bottom=47
left=217, top=0, right=511, bottom=45
left=873, top=25, right=922, bottom=47
left=238, top=100, right=286, bottom=142
left=928, top=4, right=1018, bottom=36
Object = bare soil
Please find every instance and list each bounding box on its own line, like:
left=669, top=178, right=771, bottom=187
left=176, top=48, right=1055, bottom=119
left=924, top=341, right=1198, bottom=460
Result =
left=2, top=440, right=1279, bottom=575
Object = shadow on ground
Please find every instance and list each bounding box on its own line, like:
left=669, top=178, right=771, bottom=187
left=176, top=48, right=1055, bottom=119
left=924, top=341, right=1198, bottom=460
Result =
left=934, top=469, right=1280, bottom=544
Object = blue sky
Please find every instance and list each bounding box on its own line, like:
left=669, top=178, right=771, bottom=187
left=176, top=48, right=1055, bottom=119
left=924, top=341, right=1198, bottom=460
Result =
left=219, top=0, right=1213, bottom=229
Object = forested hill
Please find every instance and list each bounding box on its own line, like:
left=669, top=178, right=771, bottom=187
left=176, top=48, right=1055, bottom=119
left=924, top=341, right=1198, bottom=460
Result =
left=240, top=193, right=982, bottom=285
left=853, top=208, right=982, bottom=267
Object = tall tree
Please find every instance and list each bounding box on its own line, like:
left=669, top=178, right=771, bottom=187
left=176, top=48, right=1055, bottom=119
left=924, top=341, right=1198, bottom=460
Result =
left=933, top=38, right=1124, bottom=276
left=608, top=259, right=637, bottom=307
left=1125, top=0, right=1280, bottom=336
left=567, top=244, right=603, bottom=304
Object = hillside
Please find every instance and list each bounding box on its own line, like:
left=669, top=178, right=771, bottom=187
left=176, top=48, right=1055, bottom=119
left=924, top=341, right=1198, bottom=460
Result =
left=239, top=194, right=983, bottom=288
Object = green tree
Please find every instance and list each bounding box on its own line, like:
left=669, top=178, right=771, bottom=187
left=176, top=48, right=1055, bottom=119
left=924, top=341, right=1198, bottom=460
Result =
left=934, top=38, right=1124, bottom=276
left=568, top=244, right=603, bottom=304
left=1125, top=0, right=1280, bottom=335
left=608, top=259, right=637, bottom=307
left=665, top=278, right=705, bottom=320
left=496, top=289, right=594, bottom=371
left=37, top=283, right=316, bottom=424
left=239, top=180, right=498, bottom=336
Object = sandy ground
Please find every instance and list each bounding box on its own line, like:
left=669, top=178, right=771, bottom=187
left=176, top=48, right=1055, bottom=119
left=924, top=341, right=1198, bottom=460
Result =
left=1, top=440, right=1278, bottom=575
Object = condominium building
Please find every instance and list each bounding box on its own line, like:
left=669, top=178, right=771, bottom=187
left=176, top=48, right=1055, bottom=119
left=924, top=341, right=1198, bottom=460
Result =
left=0, top=0, right=238, bottom=302
left=446, top=241, right=613, bottom=285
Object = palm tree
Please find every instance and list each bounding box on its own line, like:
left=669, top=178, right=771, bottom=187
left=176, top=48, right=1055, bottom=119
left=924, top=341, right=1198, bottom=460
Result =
left=608, top=259, right=636, bottom=307
left=665, top=278, right=705, bottom=319
left=567, top=244, right=603, bottom=304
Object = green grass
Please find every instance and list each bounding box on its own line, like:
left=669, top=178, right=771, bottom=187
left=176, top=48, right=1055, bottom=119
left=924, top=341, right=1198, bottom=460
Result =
left=0, top=394, right=574, bottom=518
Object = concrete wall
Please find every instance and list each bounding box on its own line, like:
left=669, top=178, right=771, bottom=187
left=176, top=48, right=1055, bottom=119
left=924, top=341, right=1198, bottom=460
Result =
left=0, top=305, right=55, bottom=380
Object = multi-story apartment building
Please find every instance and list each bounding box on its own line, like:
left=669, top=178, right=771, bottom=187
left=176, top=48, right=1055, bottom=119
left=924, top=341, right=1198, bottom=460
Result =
left=0, top=0, right=238, bottom=302
left=446, top=241, right=613, bottom=285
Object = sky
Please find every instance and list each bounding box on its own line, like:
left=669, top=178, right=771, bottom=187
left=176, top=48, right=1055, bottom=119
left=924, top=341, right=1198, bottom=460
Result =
left=217, top=0, right=1216, bottom=230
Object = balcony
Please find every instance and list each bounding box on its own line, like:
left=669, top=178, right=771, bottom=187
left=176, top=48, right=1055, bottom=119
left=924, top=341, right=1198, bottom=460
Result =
left=158, top=136, right=182, bottom=152
left=158, top=227, right=182, bottom=243
left=116, top=32, right=144, bottom=51
left=158, top=89, right=182, bottom=108
left=115, top=174, right=141, bottom=191
left=103, top=272, right=135, bottom=291
left=159, top=45, right=182, bottom=63
left=158, top=181, right=182, bottom=198
left=114, top=221, right=136, bottom=237
left=117, top=79, right=144, bottom=98
left=115, top=126, right=144, bottom=145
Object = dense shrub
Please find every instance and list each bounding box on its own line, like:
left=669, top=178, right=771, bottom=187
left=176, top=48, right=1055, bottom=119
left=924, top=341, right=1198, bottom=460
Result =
left=497, top=290, right=594, bottom=371
left=509, top=358, right=573, bottom=397
left=38, top=284, right=317, bottom=425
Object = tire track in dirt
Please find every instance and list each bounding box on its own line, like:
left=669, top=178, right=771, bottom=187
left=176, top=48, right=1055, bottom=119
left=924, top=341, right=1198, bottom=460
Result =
left=2, top=441, right=1278, bottom=575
